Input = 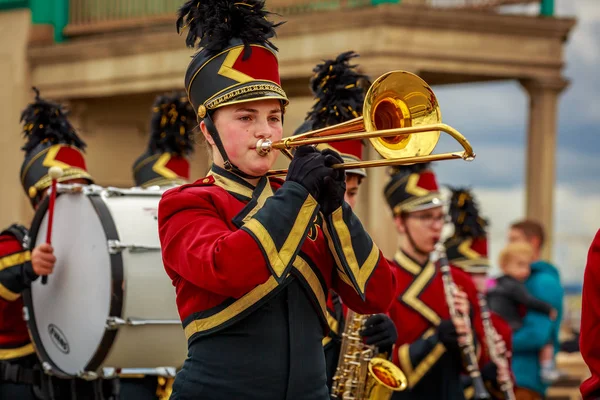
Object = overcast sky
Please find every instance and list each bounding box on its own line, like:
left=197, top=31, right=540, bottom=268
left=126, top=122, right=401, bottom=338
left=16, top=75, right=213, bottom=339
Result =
left=430, top=0, right=599, bottom=285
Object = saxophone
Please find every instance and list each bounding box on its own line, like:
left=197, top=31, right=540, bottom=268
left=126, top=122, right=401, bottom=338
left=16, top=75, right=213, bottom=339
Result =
left=331, top=310, right=407, bottom=400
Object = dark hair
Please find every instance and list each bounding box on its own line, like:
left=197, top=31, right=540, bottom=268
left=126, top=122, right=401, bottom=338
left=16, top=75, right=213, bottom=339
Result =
left=510, top=219, right=545, bottom=248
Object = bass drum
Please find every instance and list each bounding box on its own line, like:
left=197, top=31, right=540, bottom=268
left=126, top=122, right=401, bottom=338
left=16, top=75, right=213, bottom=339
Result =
left=23, top=184, right=187, bottom=379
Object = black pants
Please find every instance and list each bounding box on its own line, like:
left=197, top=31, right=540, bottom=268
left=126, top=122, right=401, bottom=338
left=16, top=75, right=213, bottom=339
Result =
left=0, top=355, right=158, bottom=400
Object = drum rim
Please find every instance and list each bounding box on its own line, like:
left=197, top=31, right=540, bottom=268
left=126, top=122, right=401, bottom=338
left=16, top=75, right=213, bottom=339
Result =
left=23, top=192, right=125, bottom=378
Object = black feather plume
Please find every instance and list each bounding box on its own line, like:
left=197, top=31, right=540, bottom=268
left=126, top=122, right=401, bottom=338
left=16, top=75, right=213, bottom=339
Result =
left=298, top=51, right=369, bottom=132
left=20, top=87, right=86, bottom=154
left=447, top=186, right=488, bottom=238
left=149, top=93, right=196, bottom=156
left=176, top=0, right=283, bottom=58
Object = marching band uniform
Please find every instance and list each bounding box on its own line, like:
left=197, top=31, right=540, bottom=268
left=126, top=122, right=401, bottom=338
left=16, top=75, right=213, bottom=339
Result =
left=1, top=88, right=115, bottom=399
left=132, top=92, right=196, bottom=188
left=158, top=2, right=397, bottom=399
left=294, top=50, right=397, bottom=391
left=580, top=229, right=600, bottom=400
left=0, top=224, right=38, bottom=400
left=383, top=164, right=486, bottom=400
left=445, top=187, right=514, bottom=399
left=129, top=92, right=197, bottom=400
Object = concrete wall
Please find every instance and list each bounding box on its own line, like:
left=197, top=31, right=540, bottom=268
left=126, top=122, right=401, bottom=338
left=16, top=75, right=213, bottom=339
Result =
left=0, top=9, right=33, bottom=227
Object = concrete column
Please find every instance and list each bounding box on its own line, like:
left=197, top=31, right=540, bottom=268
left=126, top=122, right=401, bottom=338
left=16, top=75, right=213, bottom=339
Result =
left=0, top=10, right=33, bottom=228
left=520, top=77, right=568, bottom=260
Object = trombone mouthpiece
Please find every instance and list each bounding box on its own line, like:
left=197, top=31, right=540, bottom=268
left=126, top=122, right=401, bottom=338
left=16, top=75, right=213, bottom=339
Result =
left=256, top=138, right=273, bottom=157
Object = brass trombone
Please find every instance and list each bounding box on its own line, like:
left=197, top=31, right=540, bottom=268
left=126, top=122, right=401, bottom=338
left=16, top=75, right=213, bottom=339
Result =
left=255, top=70, right=476, bottom=175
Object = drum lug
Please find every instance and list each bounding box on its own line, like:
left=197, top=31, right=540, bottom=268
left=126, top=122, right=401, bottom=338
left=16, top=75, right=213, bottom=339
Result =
left=42, top=362, right=55, bottom=376
left=78, top=371, right=99, bottom=381
left=106, top=316, right=126, bottom=330
left=104, top=187, right=164, bottom=197
left=22, top=306, right=29, bottom=322
left=108, top=240, right=161, bottom=254
left=107, top=240, right=124, bottom=254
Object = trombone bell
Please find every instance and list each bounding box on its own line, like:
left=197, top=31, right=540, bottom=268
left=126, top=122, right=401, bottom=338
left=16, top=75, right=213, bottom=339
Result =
left=364, top=70, right=440, bottom=160
left=256, top=70, right=475, bottom=173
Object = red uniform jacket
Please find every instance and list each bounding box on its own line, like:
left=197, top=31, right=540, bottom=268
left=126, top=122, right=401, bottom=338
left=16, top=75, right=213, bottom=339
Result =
left=158, top=166, right=397, bottom=343
left=580, top=229, right=600, bottom=400
left=0, top=225, right=35, bottom=360
left=389, top=250, right=486, bottom=391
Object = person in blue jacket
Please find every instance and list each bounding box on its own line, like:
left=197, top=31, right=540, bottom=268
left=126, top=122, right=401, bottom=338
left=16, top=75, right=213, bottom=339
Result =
left=507, top=219, right=564, bottom=399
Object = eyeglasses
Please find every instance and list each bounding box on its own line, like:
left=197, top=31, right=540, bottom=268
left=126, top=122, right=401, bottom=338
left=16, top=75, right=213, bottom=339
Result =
left=406, top=214, right=450, bottom=226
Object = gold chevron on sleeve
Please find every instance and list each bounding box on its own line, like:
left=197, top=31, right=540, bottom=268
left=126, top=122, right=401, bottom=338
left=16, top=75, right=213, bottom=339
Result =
left=218, top=47, right=254, bottom=83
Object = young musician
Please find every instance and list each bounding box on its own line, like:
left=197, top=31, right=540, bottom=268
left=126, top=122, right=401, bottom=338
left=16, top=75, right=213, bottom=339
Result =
left=1, top=89, right=98, bottom=399
left=383, top=163, right=487, bottom=400
left=444, top=187, right=514, bottom=399
left=158, top=2, right=398, bottom=398
left=1, top=89, right=158, bottom=400
left=294, top=51, right=398, bottom=391
left=132, top=92, right=197, bottom=188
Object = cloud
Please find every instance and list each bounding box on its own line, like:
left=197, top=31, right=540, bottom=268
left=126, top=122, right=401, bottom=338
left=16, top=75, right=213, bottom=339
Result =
left=433, top=81, right=527, bottom=139
left=431, top=142, right=600, bottom=192
left=440, top=185, right=600, bottom=285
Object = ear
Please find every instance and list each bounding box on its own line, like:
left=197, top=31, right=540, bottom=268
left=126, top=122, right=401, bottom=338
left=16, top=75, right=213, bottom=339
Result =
left=393, top=215, right=406, bottom=234
left=530, top=236, right=541, bottom=251
left=199, top=120, right=215, bottom=146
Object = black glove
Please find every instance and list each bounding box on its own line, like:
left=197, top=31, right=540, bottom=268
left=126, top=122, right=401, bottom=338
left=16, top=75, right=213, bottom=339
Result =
left=481, top=361, right=498, bottom=383
left=318, top=149, right=346, bottom=215
left=286, top=146, right=334, bottom=200
left=436, top=319, right=460, bottom=354
left=360, top=314, right=398, bottom=354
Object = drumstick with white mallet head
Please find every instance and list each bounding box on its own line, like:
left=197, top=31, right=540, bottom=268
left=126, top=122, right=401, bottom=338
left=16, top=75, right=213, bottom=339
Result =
left=42, top=166, right=63, bottom=285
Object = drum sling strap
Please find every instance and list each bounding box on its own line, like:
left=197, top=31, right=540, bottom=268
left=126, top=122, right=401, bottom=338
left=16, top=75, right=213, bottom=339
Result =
left=1, top=361, right=121, bottom=400
left=0, top=360, right=38, bottom=385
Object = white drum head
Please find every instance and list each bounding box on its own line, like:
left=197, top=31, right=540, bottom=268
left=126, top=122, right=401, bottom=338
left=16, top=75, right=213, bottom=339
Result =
left=27, top=193, right=119, bottom=376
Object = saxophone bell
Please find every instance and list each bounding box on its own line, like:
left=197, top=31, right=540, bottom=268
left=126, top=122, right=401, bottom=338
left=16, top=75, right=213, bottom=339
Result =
left=331, top=311, right=408, bottom=400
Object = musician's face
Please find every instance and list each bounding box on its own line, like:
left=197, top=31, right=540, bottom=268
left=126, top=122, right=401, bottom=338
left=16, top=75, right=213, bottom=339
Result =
left=471, top=273, right=488, bottom=293
left=395, top=206, right=445, bottom=254
left=344, top=174, right=362, bottom=210
left=201, top=100, right=283, bottom=178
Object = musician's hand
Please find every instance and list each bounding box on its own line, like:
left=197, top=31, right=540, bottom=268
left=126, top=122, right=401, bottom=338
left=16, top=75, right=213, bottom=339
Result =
left=496, top=361, right=511, bottom=385
left=360, top=314, right=398, bottom=354
left=31, top=243, right=56, bottom=276
left=319, top=149, right=346, bottom=215
left=453, top=290, right=470, bottom=316
left=286, top=146, right=334, bottom=200
left=436, top=319, right=460, bottom=353
left=493, top=332, right=508, bottom=358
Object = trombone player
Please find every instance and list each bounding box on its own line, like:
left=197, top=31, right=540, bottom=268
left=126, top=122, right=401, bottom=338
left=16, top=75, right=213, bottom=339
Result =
left=158, top=1, right=399, bottom=398
left=293, top=51, right=399, bottom=392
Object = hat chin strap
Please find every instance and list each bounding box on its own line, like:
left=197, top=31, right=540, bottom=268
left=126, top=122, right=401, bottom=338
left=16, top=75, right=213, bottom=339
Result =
left=204, top=113, right=261, bottom=180
left=404, top=224, right=430, bottom=258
